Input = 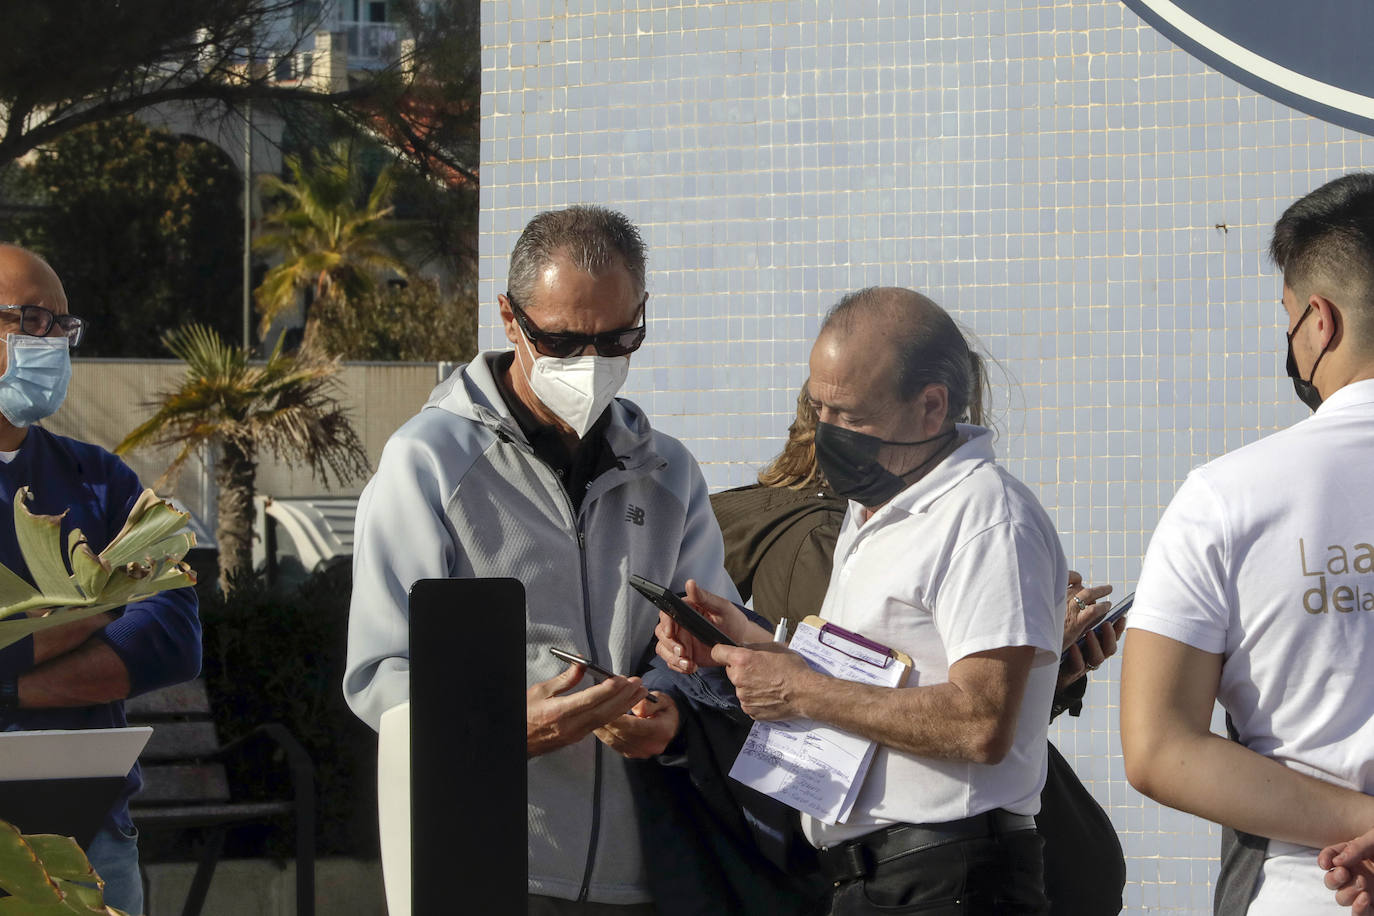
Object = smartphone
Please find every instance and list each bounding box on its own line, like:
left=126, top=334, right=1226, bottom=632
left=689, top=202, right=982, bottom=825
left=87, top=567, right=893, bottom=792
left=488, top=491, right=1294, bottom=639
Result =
left=628, top=574, right=738, bottom=648
left=548, top=647, right=659, bottom=702
left=549, top=647, right=618, bottom=681
left=1062, top=591, right=1133, bottom=662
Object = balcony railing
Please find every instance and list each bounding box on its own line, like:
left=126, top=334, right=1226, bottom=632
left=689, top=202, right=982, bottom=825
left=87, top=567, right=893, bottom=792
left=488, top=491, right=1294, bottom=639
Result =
left=342, top=21, right=403, bottom=67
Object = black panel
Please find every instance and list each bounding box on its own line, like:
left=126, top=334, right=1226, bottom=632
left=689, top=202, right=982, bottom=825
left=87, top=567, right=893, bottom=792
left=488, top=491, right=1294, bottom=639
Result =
left=410, top=578, right=527, bottom=914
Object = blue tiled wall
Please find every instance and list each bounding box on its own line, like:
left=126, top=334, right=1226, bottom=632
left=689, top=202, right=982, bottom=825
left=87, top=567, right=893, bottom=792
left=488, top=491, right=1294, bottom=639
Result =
left=480, top=1, right=1374, bottom=910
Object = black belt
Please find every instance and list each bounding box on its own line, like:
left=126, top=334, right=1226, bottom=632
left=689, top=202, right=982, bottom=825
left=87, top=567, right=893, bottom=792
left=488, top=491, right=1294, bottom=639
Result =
left=817, top=810, right=1037, bottom=884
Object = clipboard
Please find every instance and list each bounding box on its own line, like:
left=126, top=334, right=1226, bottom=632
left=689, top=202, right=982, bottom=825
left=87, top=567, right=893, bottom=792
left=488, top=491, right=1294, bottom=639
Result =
left=801, top=615, right=913, bottom=684
left=729, top=616, right=913, bottom=824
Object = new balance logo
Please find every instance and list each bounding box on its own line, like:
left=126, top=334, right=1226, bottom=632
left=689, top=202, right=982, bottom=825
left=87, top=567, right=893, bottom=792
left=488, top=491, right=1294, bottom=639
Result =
left=625, top=505, right=646, bottom=526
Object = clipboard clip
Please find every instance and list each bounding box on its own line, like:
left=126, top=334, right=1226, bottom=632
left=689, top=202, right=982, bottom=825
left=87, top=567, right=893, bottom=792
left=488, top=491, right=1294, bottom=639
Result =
left=818, top=622, right=896, bottom=669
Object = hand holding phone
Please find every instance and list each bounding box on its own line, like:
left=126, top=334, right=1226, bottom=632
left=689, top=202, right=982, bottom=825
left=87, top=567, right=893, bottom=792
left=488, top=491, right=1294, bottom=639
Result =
left=1061, top=592, right=1133, bottom=662
left=549, top=647, right=658, bottom=703
left=628, top=574, right=738, bottom=648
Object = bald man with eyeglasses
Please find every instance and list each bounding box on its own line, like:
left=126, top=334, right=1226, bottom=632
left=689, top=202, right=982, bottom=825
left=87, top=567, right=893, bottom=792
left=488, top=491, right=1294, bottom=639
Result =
left=0, top=244, right=201, bottom=916
left=345, top=206, right=742, bottom=914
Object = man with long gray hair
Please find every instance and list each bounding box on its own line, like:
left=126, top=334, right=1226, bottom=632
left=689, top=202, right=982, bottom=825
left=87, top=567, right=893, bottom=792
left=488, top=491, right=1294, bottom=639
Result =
left=657, top=287, right=1067, bottom=914
left=345, top=205, right=740, bottom=913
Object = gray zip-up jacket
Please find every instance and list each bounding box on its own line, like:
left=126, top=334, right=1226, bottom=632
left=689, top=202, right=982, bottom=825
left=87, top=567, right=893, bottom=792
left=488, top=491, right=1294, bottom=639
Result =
left=344, top=351, right=739, bottom=904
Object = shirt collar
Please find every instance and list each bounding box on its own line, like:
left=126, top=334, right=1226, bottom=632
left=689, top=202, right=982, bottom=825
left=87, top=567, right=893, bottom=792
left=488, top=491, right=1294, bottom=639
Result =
left=1313, top=377, right=1374, bottom=414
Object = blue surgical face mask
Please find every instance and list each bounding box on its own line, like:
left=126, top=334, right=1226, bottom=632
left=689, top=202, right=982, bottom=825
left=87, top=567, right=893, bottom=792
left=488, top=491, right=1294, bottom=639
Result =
left=0, top=335, right=72, bottom=427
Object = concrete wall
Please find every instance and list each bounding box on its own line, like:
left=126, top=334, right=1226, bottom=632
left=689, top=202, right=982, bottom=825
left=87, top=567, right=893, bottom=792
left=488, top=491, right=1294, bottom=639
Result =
left=45, top=359, right=441, bottom=528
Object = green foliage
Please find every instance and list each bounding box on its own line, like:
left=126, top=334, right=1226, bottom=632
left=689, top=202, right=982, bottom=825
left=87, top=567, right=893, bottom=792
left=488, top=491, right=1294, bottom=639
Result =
left=315, top=277, right=477, bottom=362
left=6, top=117, right=241, bottom=357
left=115, top=323, right=370, bottom=589
left=0, top=2, right=479, bottom=200
left=0, top=488, right=195, bottom=650
left=198, top=568, right=378, bottom=859
left=254, top=143, right=410, bottom=351
left=0, top=818, right=127, bottom=915
left=117, top=324, right=369, bottom=490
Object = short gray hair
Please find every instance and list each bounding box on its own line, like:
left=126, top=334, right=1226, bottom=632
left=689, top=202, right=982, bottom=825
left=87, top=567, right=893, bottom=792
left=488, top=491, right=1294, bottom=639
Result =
left=506, top=205, right=647, bottom=306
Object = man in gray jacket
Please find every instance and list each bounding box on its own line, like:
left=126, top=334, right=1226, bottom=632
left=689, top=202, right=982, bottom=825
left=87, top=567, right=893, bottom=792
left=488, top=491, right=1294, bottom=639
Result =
left=344, top=205, right=740, bottom=913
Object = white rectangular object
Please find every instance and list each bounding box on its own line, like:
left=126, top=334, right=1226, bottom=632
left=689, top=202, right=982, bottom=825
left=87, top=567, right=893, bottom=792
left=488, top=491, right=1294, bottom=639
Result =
left=729, top=620, right=908, bottom=824
left=0, top=727, right=152, bottom=781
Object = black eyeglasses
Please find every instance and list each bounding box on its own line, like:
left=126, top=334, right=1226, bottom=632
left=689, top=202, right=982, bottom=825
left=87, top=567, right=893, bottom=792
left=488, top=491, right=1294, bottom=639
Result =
left=507, top=293, right=646, bottom=358
left=0, top=305, right=86, bottom=348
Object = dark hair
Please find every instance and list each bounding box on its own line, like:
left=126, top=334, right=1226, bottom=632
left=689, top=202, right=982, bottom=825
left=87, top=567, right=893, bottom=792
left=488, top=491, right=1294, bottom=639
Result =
left=1271, top=173, right=1374, bottom=332
left=758, top=382, right=828, bottom=490
left=507, top=205, right=647, bottom=305
left=820, top=287, right=986, bottom=426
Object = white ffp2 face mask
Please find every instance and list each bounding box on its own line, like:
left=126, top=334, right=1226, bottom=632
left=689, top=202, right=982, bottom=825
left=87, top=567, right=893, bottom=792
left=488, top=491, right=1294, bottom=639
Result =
left=518, top=333, right=630, bottom=438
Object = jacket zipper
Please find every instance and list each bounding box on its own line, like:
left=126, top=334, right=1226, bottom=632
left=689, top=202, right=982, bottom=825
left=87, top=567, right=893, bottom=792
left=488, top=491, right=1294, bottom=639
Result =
left=573, top=519, right=602, bottom=902
left=497, top=428, right=626, bottom=902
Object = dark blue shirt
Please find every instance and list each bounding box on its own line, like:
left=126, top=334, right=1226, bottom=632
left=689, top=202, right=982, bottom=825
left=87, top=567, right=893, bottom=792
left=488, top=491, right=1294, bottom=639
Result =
left=0, top=425, right=201, bottom=832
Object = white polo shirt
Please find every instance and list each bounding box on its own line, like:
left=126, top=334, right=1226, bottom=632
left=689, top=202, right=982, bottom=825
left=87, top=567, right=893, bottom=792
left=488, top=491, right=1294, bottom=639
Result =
left=802, top=424, right=1067, bottom=847
left=1129, top=378, right=1374, bottom=912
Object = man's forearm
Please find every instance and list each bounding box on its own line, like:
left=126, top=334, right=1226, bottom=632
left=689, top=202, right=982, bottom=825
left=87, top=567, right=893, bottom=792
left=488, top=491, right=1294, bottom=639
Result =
left=1128, top=728, right=1374, bottom=850
left=1123, top=630, right=1374, bottom=850
left=796, top=677, right=1018, bottom=764
left=31, top=611, right=117, bottom=666
left=791, top=649, right=1033, bottom=764
left=19, top=637, right=132, bottom=708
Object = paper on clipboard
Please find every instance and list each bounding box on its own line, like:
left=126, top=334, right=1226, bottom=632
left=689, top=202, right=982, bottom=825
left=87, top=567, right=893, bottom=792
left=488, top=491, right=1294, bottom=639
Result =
left=728, top=616, right=910, bottom=824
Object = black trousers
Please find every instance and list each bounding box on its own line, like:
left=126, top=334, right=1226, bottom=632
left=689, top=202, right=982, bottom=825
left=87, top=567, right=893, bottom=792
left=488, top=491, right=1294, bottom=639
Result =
left=827, top=829, right=1048, bottom=915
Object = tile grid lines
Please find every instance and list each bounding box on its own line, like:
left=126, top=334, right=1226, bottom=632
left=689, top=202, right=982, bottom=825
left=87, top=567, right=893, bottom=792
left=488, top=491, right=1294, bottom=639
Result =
left=482, top=2, right=1374, bottom=908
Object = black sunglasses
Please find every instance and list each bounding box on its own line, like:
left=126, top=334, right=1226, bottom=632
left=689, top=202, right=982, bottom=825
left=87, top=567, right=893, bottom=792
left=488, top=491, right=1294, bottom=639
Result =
left=0, top=304, right=86, bottom=348
left=507, top=293, right=646, bottom=359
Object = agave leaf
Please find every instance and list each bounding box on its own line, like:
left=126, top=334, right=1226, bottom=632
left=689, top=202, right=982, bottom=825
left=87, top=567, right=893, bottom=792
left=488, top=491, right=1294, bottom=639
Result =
left=110, top=532, right=196, bottom=577
left=97, top=493, right=193, bottom=570
left=142, top=561, right=196, bottom=593
left=68, top=537, right=112, bottom=601
left=50, top=878, right=112, bottom=912
left=22, top=836, right=94, bottom=883
left=12, top=490, right=83, bottom=604
left=0, top=561, right=42, bottom=610
left=97, top=490, right=160, bottom=553
left=0, top=605, right=112, bottom=652
left=0, top=821, right=59, bottom=901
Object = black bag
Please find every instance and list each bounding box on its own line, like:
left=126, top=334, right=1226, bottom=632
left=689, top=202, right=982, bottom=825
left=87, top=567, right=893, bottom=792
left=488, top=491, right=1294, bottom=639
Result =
left=1037, top=742, right=1127, bottom=915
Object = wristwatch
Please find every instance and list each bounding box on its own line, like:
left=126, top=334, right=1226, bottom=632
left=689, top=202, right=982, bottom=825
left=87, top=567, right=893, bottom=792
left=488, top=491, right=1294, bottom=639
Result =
left=0, top=676, right=19, bottom=714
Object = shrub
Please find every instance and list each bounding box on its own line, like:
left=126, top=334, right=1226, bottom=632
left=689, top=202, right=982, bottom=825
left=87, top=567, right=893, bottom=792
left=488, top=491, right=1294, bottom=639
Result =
left=197, top=566, right=378, bottom=859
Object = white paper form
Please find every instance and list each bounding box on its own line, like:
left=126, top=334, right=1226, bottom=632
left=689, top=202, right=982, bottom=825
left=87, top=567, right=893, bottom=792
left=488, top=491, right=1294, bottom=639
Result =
left=728, top=620, right=909, bottom=824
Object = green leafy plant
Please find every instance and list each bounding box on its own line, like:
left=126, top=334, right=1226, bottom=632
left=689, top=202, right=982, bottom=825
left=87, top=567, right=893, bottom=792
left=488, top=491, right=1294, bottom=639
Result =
left=254, top=143, right=411, bottom=352
left=197, top=567, right=378, bottom=860
left=0, top=488, right=195, bottom=649
left=0, top=818, right=127, bottom=915
left=115, top=324, right=370, bottom=592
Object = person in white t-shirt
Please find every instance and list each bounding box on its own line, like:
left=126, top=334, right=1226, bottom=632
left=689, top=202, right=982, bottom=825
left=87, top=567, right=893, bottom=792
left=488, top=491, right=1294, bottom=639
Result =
left=1121, top=171, right=1374, bottom=915
left=656, top=287, right=1067, bottom=915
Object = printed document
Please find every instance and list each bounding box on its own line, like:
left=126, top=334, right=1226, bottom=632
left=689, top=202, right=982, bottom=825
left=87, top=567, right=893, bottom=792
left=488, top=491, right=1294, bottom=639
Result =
left=729, top=618, right=909, bottom=824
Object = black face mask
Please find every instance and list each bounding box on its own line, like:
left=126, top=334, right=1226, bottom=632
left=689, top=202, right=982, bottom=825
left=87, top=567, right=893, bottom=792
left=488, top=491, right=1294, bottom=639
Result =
left=1285, top=303, right=1330, bottom=412
left=814, top=422, right=957, bottom=508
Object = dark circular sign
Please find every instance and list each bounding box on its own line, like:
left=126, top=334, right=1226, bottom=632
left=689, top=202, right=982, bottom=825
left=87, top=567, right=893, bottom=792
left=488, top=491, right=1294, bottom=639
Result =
left=1122, top=0, right=1374, bottom=136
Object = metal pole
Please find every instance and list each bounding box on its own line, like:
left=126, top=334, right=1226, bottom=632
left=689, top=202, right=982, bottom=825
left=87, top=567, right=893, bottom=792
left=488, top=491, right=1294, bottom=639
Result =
left=242, top=99, right=253, bottom=352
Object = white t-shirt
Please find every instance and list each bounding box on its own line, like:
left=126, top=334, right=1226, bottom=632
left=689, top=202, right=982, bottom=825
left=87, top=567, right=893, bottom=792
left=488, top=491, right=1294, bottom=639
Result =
left=1129, top=378, right=1374, bottom=910
left=803, top=424, right=1067, bottom=846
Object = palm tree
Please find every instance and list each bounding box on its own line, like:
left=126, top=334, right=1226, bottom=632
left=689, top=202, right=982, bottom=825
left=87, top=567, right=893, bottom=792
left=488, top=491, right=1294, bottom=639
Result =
left=116, top=324, right=371, bottom=592
left=253, top=143, right=410, bottom=352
